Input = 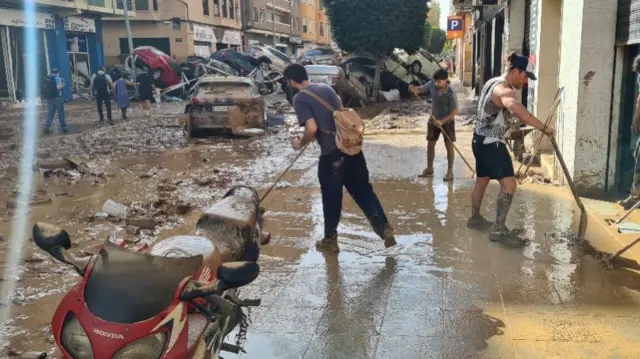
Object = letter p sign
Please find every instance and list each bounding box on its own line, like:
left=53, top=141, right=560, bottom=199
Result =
left=447, top=16, right=464, bottom=39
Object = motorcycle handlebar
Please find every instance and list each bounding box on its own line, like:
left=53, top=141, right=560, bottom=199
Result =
left=180, top=280, right=227, bottom=301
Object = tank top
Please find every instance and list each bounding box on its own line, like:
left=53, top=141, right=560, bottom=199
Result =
left=474, top=77, right=515, bottom=143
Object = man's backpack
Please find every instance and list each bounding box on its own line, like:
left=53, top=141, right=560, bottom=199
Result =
left=300, top=89, right=365, bottom=155
left=93, top=73, right=109, bottom=95
left=42, top=75, right=58, bottom=99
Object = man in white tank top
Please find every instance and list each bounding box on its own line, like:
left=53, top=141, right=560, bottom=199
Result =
left=468, top=53, right=554, bottom=242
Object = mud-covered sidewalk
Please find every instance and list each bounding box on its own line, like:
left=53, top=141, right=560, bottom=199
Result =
left=1, top=80, right=640, bottom=358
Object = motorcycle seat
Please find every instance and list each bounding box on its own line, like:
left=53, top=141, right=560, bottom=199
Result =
left=84, top=243, right=203, bottom=323
left=217, top=261, right=260, bottom=289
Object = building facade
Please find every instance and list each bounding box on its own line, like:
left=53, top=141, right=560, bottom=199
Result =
left=242, top=0, right=302, bottom=55
left=0, top=0, right=124, bottom=102
left=102, top=0, right=243, bottom=64
left=451, top=8, right=473, bottom=86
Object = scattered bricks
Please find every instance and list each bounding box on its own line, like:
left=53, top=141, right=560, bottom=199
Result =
left=127, top=217, right=157, bottom=229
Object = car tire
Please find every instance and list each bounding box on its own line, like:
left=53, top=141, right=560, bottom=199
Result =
left=410, top=61, right=422, bottom=75
left=152, top=68, right=163, bottom=80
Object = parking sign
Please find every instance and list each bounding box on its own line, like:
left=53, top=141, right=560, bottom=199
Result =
left=447, top=16, right=464, bottom=39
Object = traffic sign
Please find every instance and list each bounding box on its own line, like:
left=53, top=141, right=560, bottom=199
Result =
left=447, top=16, right=464, bottom=39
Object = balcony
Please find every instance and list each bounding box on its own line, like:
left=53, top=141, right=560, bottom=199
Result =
left=31, top=0, right=133, bottom=16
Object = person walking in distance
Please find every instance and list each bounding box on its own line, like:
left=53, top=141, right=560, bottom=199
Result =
left=468, top=52, right=554, bottom=240
left=89, top=66, right=114, bottom=125
left=409, top=69, right=459, bottom=181
left=42, top=68, right=68, bottom=135
left=114, top=73, right=136, bottom=120
left=619, top=55, right=640, bottom=210
left=284, top=64, right=397, bottom=252
left=137, top=67, right=155, bottom=118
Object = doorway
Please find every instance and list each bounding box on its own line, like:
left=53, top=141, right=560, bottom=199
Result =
left=616, top=45, right=640, bottom=194
left=67, top=33, right=91, bottom=98
left=9, top=27, right=48, bottom=101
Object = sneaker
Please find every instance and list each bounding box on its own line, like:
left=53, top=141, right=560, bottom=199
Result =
left=383, top=227, right=397, bottom=248
left=108, top=119, right=114, bottom=125
left=418, top=168, right=434, bottom=178
left=316, top=235, right=339, bottom=253
left=42, top=128, right=51, bottom=136
left=489, top=224, right=510, bottom=242
left=467, top=215, right=492, bottom=230
left=444, top=171, right=454, bottom=181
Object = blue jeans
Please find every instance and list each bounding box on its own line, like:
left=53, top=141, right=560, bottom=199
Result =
left=44, top=97, right=67, bottom=132
left=318, top=150, right=391, bottom=239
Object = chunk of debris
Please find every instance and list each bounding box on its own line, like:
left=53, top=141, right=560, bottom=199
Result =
left=125, top=225, right=141, bottom=235
left=157, top=183, right=178, bottom=192
left=102, top=199, right=128, bottom=219
left=127, top=217, right=157, bottom=229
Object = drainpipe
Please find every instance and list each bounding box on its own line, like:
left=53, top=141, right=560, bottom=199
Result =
left=175, top=0, right=190, bottom=23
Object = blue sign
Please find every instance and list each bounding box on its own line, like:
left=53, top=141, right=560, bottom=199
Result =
left=447, top=17, right=463, bottom=32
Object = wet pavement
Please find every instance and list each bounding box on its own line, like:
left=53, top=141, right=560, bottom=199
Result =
left=1, top=84, right=640, bottom=358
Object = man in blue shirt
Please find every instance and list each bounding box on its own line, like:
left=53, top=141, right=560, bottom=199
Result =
left=620, top=55, right=640, bottom=209
left=43, top=68, right=68, bottom=135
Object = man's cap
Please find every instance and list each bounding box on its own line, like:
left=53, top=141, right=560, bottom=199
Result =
left=512, top=54, right=537, bottom=80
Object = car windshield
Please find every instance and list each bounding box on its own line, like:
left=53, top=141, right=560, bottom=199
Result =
left=265, top=46, right=291, bottom=63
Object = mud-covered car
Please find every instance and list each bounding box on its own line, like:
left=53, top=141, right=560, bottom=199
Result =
left=179, top=76, right=266, bottom=138
left=129, top=46, right=182, bottom=88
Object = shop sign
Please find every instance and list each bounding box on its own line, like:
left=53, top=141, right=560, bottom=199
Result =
left=194, top=45, right=211, bottom=57
left=67, top=34, right=88, bottom=53
left=0, top=9, right=55, bottom=29
left=193, top=25, right=216, bottom=43
left=64, top=16, right=96, bottom=33
left=221, top=30, right=242, bottom=46
left=289, top=36, right=302, bottom=44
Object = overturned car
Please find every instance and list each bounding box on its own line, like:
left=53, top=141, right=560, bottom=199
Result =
left=180, top=76, right=266, bottom=138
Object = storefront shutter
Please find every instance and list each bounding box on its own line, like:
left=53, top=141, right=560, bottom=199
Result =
left=617, top=0, right=640, bottom=45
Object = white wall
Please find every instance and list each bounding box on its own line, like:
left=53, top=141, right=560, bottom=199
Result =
left=556, top=0, right=617, bottom=191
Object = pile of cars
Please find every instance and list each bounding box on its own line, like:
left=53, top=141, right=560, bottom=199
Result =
left=285, top=47, right=445, bottom=106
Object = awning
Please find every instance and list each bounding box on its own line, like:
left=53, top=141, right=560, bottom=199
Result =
left=193, top=24, right=217, bottom=43
left=245, top=28, right=290, bottom=38
left=221, top=30, right=242, bottom=45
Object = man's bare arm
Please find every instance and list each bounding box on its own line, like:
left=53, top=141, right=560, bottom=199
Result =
left=300, top=118, right=318, bottom=147
left=495, top=85, right=550, bottom=132
left=440, top=108, right=459, bottom=125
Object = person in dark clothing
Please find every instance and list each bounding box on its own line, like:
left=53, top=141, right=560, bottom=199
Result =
left=89, top=66, right=114, bottom=125
left=284, top=63, right=397, bottom=252
left=136, top=67, right=155, bottom=118
left=43, top=68, right=68, bottom=135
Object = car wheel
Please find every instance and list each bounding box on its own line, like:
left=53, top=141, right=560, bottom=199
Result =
left=410, top=61, right=422, bottom=75
left=152, top=68, right=163, bottom=80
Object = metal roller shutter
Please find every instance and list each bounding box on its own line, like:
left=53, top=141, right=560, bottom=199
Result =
left=617, top=0, right=640, bottom=45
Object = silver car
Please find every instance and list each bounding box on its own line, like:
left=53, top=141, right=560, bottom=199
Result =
left=285, top=65, right=369, bottom=106
left=297, top=48, right=341, bottom=66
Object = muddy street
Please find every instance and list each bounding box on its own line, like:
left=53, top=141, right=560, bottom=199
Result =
left=1, top=87, right=640, bottom=359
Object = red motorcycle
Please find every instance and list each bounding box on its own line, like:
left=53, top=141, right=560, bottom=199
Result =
left=32, top=186, right=269, bottom=359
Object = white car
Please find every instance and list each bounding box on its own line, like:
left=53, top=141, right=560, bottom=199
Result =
left=393, top=48, right=444, bottom=81
left=246, top=44, right=292, bottom=73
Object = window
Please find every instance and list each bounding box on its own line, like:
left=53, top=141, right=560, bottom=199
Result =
left=222, top=0, right=228, bottom=17
left=266, top=10, right=273, bottom=22
left=135, top=0, right=148, bottom=11
left=253, top=6, right=258, bottom=22
left=116, top=0, right=133, bottom=10
left=230, top=0, right=234, bottom=18
left=203, top=0, right=209, bottom=15
left=152, top=0, right=158, bottom=10
left=214, top=0, right=220, bottom=15
left=259, top=9, right=265, bottom=23
left=319, top=21, right=324, bottom=36
left=302, top=18, right=307, bottom=33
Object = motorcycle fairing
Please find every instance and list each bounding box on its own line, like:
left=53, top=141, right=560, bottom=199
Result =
left=50, top=247, right=210, bottom=359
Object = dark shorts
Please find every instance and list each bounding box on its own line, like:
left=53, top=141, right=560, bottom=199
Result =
left=472, top=133, right=515, bottom=180
left=427, top=121, right=456, bottom=142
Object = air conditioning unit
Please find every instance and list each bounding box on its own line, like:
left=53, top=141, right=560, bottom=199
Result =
left=472, top=0, right=499, bottom=5
left=453, top=0, right=473, bottom=9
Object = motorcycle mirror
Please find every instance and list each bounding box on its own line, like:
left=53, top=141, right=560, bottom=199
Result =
left=32, top=222, right=90, bottom=274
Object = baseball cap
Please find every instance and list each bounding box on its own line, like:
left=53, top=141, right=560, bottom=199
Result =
left=511, top=54, right=537, bottom=80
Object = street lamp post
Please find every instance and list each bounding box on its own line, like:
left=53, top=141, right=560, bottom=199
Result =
left=123, top=0, right=134, bottom=55
left=272, top=0, right=277, bottom=47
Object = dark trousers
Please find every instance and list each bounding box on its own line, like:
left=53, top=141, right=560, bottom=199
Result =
left=96, top=93, right=112, bottom=121
left=120, top=107, right=128, bottom=119
left=318, top=150, right=391, bottom=239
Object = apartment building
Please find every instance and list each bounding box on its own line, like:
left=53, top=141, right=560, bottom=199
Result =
left=315, top=6, right=330, bottom=47
left=242, top=0, right=302, bottom=55
left=102, top=0, right=243, bottom=64
left=0, top=0, right=125, bottom=102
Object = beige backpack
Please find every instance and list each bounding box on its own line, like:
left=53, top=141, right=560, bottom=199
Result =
left=300, top=89, right=365, bottom=155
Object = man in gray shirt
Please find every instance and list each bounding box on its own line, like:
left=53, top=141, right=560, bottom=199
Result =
left=410, top=69, right=459, bottom=180
left=284, top=64, right=396, bottom=252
